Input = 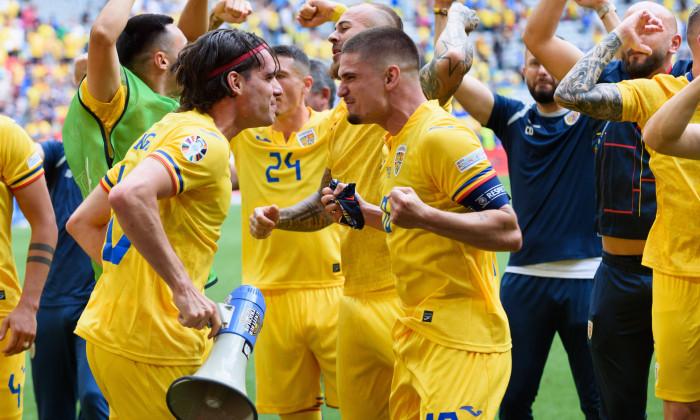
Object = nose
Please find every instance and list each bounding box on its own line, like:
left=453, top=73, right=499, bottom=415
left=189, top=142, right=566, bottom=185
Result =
left=272, top=78, right=282, bottom=97
left=338, top=80, right=348, bottom=98
left=328, top=30, right=339, bottom=44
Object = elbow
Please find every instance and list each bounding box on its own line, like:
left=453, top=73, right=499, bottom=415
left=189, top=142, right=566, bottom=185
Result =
left=553, top=87, right=572, bottom=109
left=521, top=28, right=536, bottom=51
left=504, top=229, right=522, bottom=253
left=89, top=23, right=118, bottom=49
left=108, top=184, right=133, bottom=215
left=443, top=49, right=472, bottom=78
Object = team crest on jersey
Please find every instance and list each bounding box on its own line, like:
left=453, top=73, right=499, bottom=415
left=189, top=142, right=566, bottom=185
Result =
left=588, top=320, right=593, bottom=339
left=296, top=128, right=316, bottom=147
left=393, top=145, right=407, bottom=176
left=241, top=308, right=262, bottom=335
left=565, top=111, right=581, bottom=126
left=455, top=147, right=487, bottom=173
left=181, top=135, right=208, bottom=162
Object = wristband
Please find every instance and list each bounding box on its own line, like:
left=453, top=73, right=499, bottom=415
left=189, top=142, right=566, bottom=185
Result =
left=433, top=7, right=449, bottom=15
left=597, top=3, right=616, bottom=19
left=331, top=3, right=348, bottom=22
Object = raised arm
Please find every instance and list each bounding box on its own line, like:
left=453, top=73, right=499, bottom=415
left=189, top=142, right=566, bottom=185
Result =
left=177, top=0, right=210, bottom=42
left=554, top=9, right=662, bottom=121
left=249, top=167, right=335, bottom=239
left=86, top=0, right=135, bottom=102
left=296, top=0, right=345, bottom=28
left=0, top=177, right=57, bottom=356
left=643, top=76, right=700, bottom=159
left=421, top=1, right=479, bottom=105
left=208, top=0, right=253, bottom=31
left=522, top=0, right=620, bottom=81
left=454, top=76, right=495, bottom=126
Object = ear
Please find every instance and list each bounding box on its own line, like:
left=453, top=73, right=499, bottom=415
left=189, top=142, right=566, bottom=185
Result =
left=320, top=86, right=331, bottom=103
left=227, top=71, right=243, bottom=96
left=384, top=65, right=400, bottom=91
left=154, top=51, right=169, bottom=71
left=302, top=75, right=313, bottom=95
left=668, top=33, right=683, bottom=54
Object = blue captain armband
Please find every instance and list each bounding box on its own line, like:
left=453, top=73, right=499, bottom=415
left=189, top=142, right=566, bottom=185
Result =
left=458, top=176, right=511, bottom=211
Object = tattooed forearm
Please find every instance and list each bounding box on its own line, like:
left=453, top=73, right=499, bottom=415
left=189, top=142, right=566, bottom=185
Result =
left=208, top=11, right=224, bottom=31
left=420, top=3, right=476, bottom=105
left=277, top=194, right=333, bottom=232
left=275, top=168, right=334, bottom=232
left=554, top=31, right=624, bottom=121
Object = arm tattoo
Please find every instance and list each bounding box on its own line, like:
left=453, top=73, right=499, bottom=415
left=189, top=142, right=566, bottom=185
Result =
left=554, top=31, right=624, bottom=121
left=420, top=8, right=475, bottom=104
left=29, top=243, right=55, bottom=255
left=276, top=168, right=334, bottom=232
left=208, top=11, right=224, bottom=31
left=27, top=256, right=52, bottom=267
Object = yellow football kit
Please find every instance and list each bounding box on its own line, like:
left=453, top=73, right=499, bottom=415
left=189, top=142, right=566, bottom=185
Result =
left=75, top=110, right=232, bottom=417
left=231, top=108, right=342, bottom=413
left=618, top=73, right=700, bottom=401
left=0, top=116, right=44, bottom=420
left=381, top=101, right=511, bottom=418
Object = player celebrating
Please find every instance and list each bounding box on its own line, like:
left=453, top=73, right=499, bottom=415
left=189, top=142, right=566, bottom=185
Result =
left=0, top=117, right=57, bottom=420
left=323, top=26, right=521, bottom=419
left=232, top=45, right=342, bottom=419
left=67, top=29, right=282, bottom=419
left=554, top=8, right=700, bottom=419
left=250, top=2, right=478, bottom=417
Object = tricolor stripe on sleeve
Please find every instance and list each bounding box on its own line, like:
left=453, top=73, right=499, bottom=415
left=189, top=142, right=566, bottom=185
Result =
left=452, top=166, right=497, bottom=203
left=149, top=150, right=184, bottom=196
left=10, top=165, right=44, bottom=191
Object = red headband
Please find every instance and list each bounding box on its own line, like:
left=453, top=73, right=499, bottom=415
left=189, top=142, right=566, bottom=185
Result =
left=207, top=43, right=268, bottom=79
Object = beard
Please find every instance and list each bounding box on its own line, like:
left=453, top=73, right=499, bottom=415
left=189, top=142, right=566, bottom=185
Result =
left=622, top=47, right=666, bottom=79
left=347, top=112, right=361, bottom=125
left=526, top=83, right=556, bottom=105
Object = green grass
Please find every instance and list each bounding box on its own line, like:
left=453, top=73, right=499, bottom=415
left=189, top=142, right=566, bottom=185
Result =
left=12, top=185, right=662, bottom=419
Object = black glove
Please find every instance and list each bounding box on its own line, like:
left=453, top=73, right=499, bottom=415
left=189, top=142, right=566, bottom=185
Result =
left=329, top=179, right=365, bottom=230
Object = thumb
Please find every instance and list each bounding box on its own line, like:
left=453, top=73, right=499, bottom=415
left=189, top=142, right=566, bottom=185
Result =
left=266, top=205, right=280, bottom=222
left=0, top=317, right=7, bottom=341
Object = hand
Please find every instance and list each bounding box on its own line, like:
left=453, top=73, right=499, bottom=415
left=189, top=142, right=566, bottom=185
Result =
left=387, top=187, right=432, bottom=229
left=0, top=303, right=37, bottom=356
left=321, top=182, right=346, bottom=224
left=297, top=0, right=338, bottom=28
left=173, top=283, right=221, bottom=339
left=449, top=2, right=480, bottom=34
left=212, top=0, right=253, bottom=24
left=249, top=205, right=279, bottom=239
left=615, top=9, right=663, bottom=54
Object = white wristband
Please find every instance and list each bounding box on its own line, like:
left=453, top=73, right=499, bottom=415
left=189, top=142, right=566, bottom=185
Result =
left=597, top=3, right=616, bottom=19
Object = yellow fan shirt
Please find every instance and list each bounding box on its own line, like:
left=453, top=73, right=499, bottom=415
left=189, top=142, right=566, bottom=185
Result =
left=617, top=73, right=700, bottom=276
left=0, top=116, right=44, bottom=316
left=231, top=108, right=343, bottom=290
left=380, top=101, right=510, bottom=352
left=75, top=111, right=232, bottom=365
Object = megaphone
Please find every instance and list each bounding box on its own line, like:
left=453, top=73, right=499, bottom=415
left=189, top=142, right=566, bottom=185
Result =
left=166, top=285, right=266, bottom=420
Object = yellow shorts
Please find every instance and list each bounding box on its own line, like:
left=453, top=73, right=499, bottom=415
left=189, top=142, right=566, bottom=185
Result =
left=0, top=321, right=25, bottom=420
left=254, top=286, right=341, bottom=414
left=390, top=324, right=511, bottom=420
left=652, top=271, right=700, bottom=402
left=337, top=289, right=402, bottom=420
left=86, top=342, right=198, bottom=419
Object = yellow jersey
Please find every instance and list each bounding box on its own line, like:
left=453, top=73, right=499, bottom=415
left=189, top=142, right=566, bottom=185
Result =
left=75, top=111, right=232, bottom=365
left=618, top=74, right=700, bottom=276
left=0, top=116, right=44, bottom=316
left=380, top=101, right=511, bottom=353
left=325, top=100, right=394, bottom=295
left=231, top=108, right=343, bottom=290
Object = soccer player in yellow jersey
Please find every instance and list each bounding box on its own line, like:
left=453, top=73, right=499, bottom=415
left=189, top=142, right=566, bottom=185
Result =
left=554, top=8, right=700, bottom=419
left=66, top=29, right=282, bottom=419
left=231, top=45, right=342, bottom=419
left=250, top=2, right=480, bottom=418
left=0, top=117, right=57, bottom=420
left=321, top=27, right=521, bottom=420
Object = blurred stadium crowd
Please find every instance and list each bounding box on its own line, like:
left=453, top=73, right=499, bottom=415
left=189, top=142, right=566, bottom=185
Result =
left=0, top=0, right=695, bottom=144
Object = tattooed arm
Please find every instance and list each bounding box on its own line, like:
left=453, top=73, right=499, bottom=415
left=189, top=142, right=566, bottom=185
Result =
left=249, top=168, right=334, bottom=238
left=420, top=2, right=478, bottom=106
left=208, top=0, right=253, bottom=31
left=554, top=9, right=663, bottom=121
